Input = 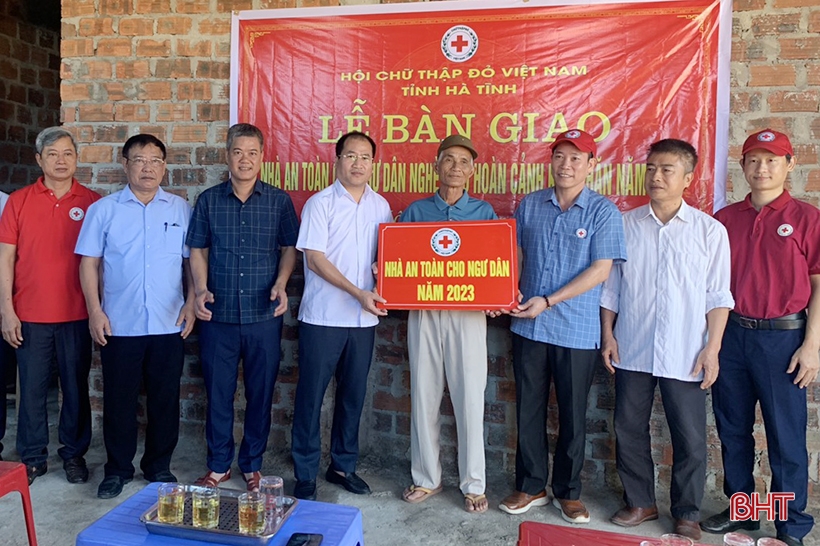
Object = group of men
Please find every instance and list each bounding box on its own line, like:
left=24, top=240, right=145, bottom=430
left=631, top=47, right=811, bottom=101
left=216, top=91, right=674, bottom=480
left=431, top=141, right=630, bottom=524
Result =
left=0, top=123, right=814, bottom=546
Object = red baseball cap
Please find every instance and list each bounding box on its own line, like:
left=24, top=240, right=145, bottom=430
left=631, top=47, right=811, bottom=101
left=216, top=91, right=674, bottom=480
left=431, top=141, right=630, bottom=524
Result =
left=550, top=129, right=597, bottom=156
left=742, top=129, right=793, bottom=157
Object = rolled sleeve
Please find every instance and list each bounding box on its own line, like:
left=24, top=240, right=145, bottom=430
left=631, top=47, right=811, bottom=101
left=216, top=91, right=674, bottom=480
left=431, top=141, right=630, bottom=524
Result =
left=705, top=221, right=734, bottom=313
left=600, top=263, right=621, bottom=313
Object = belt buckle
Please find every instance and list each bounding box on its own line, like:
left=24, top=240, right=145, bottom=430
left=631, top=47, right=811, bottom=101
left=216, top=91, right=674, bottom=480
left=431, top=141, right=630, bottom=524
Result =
left=739, top=316, right=758, bottom=329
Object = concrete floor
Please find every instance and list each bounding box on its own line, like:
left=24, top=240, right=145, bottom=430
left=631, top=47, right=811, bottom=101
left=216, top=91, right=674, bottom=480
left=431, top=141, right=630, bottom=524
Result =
left=0, top=399, right=817, bottom=546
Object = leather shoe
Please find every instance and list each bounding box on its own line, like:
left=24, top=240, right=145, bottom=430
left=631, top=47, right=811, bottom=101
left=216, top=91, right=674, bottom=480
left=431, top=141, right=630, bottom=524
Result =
left=610, top=506, right=659, bottom=527
left=776, top=533, right=804, bottom=546
left=97, top=475, right=132, bottom=499
left=64, top=457, right=89, bottom=484
left=700, top=508, right=760, bottom=534
left=325, top=467, right=371, bottom=495
left=499, top=490, right=548, bottom=515
left=144, top=470, right=178, bottom=483
left=553, top=497, right=590, bottom=523
left=26, top=463, right=47, bottom=485
left=675, top=518, right=702, bottom=541
left=294, top=479, right=317, bottom=500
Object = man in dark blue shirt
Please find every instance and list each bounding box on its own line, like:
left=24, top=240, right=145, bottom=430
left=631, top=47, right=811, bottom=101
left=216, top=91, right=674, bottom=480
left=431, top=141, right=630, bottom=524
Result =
left=187, top=123, right=299, bottom=492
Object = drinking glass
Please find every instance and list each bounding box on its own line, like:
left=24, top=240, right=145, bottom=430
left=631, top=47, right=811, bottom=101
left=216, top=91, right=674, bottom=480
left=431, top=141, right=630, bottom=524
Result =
left=157, top=483, right=184, bottom=524
left=192, top=487, right=219, bottom=529
left=238, top=492, right=266, bottom=535
left=724, top=533, right=756, bottom=546
left=660, top=534, right=694, bottom=546
left=259, top=475, right=285, bottom=524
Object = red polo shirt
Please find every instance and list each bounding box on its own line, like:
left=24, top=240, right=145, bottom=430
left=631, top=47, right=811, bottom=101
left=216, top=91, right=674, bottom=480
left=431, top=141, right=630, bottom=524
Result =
left=715, top=191, right=820, bottom=319
left=0, top=178, right=101, bottom=323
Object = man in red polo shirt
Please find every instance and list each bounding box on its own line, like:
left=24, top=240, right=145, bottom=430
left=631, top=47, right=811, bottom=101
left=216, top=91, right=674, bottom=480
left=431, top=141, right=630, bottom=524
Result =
left=700, top=129, right=818, bottom=546
left=0, top=126, right=101, bottom=485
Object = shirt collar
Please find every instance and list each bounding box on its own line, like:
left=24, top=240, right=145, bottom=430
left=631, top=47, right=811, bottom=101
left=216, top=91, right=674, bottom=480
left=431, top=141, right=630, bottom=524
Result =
left=739, top=190, right=791, bottom=211
left=434, top=190, right=469, bottom=211
left=224, top=179, right=264, bottom=196
left=119, top=184, right=170, bottom=204
left=333, top=179, right=373, bottom=201
left=35, top=177, right=81, bottom=195
left=643, top=200, right=690, bottom=224
left=548, top=186, right=589, bottom=209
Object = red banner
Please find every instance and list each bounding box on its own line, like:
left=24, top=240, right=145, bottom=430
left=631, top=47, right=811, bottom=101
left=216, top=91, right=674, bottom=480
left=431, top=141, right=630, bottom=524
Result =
left=232, top=0, right=730, bottom=217
left=377, top=220, right=518, bottom=311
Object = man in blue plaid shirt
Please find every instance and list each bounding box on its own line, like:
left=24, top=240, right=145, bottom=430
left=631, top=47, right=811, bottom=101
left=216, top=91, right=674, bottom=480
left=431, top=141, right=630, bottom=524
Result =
left=187, top=123, right=299, bottom=492
left=500, top=129, right=626, bottom=521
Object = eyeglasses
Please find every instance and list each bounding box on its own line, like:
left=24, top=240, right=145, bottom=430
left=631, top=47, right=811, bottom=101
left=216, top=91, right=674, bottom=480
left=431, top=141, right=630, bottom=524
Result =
left=338, top=153, right=373, bottom=164
left=128, top=157, right=166, bottom=168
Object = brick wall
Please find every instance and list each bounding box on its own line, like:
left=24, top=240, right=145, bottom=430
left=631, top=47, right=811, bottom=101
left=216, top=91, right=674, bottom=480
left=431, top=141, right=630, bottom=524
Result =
left=0, top=0, right=61, bottom=189
left=60, top=0, right=819, bottom=510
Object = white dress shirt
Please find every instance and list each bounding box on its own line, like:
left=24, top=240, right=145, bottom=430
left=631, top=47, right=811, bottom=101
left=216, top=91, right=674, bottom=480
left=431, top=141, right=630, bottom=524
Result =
left=297, top=180, right=392, bottom=328
left=600, top=202, right=734, bottom=382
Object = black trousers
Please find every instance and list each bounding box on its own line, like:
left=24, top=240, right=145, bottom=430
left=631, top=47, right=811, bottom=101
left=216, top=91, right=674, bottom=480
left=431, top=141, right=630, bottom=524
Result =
left=614, top=369, right=706, bottom=521
left=292, top=322, right=375, bottom=482
left=16, top=321, right=92, bottom=465
left=0, top=339, right=12, bottom=456
left=101, top=334, right=184, bottom=479
left=512, top=333, right=598, bottom=499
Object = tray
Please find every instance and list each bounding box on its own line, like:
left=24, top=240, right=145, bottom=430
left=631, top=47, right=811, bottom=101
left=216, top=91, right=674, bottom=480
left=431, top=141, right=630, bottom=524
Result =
left=141, top=485, right=298, bottom=545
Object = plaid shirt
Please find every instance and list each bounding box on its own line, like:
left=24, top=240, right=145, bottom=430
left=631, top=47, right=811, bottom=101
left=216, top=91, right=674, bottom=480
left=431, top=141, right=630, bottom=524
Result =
left=186, top=180, right=299, bottom=324
left=511, top=186, right=626, bottom=349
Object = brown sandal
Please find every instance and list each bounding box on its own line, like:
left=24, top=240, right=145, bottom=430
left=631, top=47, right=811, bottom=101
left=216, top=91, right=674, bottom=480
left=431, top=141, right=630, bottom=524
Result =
left=242, top=471, right=262, bottom=492
left=195, top=469, right=231, bottom=488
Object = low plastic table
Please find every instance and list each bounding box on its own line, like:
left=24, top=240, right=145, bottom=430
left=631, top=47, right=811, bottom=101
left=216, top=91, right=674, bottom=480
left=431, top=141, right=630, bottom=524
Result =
left=76, top=482, right=364, bottom=546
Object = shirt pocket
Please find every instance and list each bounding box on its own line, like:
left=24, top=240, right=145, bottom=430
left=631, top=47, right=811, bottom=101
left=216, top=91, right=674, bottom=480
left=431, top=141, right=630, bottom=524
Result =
left=164, top=225, right=184, bottom=254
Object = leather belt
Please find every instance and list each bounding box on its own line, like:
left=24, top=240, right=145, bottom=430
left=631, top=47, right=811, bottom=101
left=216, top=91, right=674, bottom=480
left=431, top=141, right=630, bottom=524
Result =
left=729, top=311, right=806, bottom=330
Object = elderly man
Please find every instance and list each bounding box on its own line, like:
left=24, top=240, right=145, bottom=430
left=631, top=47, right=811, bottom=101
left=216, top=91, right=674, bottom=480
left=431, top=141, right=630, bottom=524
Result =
left=291, top=131, right=392, bottom=501
left=500, top=129, right=626, bottom=520
left=701, top=129, right=819, bottom=546
left=0, top=191, right=9, bottom=462
left=76, top=134, right=196, bottom=499
left=399, top=135, right=496, bottom=513
left=600, top=139, right=733, bottom=540
left=188, top=123, right=299, bottom=492
left=0, top=127, right=100, bottom=484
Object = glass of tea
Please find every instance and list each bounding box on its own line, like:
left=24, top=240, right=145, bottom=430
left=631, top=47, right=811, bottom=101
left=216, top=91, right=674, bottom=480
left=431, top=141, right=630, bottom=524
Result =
left=157, top=483, right=184, bottom=524
left=238, top=491, right=266, bottom=535
left=192, top=486, right=219, bottom=529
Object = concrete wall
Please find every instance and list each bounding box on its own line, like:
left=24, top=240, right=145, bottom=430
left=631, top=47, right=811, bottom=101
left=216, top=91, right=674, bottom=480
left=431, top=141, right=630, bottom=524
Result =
left=58, top=0, right=820, bottom=510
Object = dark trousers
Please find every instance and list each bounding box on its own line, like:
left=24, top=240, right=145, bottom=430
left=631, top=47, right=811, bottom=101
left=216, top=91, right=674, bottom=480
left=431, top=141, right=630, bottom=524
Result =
left=292, top=322, right=375, bottom=482
left=0, top=340, right=11, bottom=456
left=100, top=334, right=184, bottom=479
left=199, top=318, right=282, bottom=474
left=614, top=369, right=706, bottom=521
left=15, top=321, right=92, bottom=465
left=713, top=321, right=814, bottom=539
left=512, top=333, right=598, bottom=499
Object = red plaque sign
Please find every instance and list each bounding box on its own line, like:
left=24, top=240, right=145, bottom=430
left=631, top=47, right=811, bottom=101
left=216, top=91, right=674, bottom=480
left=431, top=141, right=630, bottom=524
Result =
left=377, top=220, right=518, bottom=310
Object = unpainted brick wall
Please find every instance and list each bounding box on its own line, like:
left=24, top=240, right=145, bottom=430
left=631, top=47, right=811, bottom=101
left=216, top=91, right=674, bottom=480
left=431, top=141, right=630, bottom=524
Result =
left=59, top=0, right=819, bottom=510
left=0, top=0, right=61, bottom=188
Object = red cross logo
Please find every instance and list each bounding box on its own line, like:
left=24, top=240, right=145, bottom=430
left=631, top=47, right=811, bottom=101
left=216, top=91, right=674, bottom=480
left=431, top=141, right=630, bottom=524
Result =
left=450, top=35, right=469, bottom=53
left=438, top=235, right=454, bottom=248
left=777, top=223, right=793, bottom=236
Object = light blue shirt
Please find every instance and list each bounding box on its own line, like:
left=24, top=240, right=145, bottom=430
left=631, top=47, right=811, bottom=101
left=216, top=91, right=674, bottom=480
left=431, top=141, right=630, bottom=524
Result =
left=75, top=185, right=192, bottom=336
left=511, top=186, right=627, bottom=350
left=399, top=190, right=497, bottom=222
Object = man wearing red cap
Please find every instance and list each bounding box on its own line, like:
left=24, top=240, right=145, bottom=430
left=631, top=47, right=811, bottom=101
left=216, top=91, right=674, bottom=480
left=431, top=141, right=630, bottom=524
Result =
left=399, top=135, right=496, bottom=513
left=500, top=129, right=626, bottom=520
left=700, top=129, right=818, bottom=546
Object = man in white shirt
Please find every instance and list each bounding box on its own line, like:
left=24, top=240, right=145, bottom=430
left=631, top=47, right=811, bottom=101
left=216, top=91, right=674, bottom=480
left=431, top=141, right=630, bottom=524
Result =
left=600, top=139, right=733, bottom=541
left=291, top=131, right=393, bottom=500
